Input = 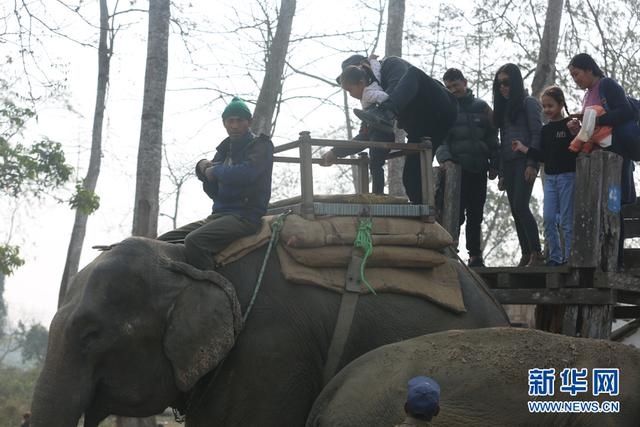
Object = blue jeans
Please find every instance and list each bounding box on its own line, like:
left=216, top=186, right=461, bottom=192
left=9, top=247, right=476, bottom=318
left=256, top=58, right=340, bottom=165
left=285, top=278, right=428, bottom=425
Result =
left=543, top=172, right=575, bottom=263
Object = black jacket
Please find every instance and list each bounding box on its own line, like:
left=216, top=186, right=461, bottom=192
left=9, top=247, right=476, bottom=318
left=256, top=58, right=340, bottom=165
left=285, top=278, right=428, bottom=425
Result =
left=436, top=89, right=499, bottom=173
left=197, top=132, right=273, bottom=224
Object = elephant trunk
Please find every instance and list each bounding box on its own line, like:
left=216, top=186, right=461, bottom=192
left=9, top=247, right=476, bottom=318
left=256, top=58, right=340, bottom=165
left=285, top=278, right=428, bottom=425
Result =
left=31, top=311, right=94, bottom=427
left=31, top=370, right=87, bottom=427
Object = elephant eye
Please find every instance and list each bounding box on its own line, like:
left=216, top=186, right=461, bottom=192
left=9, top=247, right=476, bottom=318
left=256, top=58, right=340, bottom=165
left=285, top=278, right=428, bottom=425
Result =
left=80, top=328, right=102, bottom=352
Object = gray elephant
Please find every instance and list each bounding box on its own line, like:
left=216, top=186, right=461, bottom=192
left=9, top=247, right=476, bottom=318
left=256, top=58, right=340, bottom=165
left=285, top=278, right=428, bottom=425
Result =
left=307, top=327, right=640, bottom=427
left=31, top=237, right=508, bottom=426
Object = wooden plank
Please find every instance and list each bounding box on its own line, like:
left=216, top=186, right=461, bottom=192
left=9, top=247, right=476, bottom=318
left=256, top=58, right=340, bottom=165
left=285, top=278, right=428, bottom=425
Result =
left=545, top=272, right=563, bottom=289
left=570, top=153, right=603, bottom=267
left=611, top=318, right=640, bottom=341
left=273, top=156, right=360, bottom=165
left=618, top=291, right=640, bottom=305
left=621, top=200, right=640, bottom=217
left=613, top=305, right=640, bottom=319
left=438, top=163, right=461, bottom=240
left=357, top=152, right=370, bottom=194
left=418, top=138, right=433, bottom=219
left=298, top=131, right=315, bottom=219
left=593, top=272, right=640, bottom=292
left=623, top=248, right=640, bottom=269
left=496, top=273, right=510, bottom=289
left=491, top=288, right=615, bottom=305
left=599, top=151, right=623, bottom=272
left=623, top=219, right=640, bottom=238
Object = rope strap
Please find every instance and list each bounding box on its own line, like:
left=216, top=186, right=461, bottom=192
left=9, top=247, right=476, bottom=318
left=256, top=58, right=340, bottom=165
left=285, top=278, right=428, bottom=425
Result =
left=354, top=217, right=376, bottom=295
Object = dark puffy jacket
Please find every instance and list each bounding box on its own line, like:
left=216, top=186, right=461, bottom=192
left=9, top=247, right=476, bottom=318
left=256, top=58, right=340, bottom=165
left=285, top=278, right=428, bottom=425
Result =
left=198, top=132, right=273, bottom=224
left=436, top=89, right=499, bottom=173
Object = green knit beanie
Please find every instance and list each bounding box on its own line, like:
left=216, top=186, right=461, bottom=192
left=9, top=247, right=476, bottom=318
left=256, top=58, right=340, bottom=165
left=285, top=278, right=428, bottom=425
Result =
left=222, top=96, right=252, bottom=120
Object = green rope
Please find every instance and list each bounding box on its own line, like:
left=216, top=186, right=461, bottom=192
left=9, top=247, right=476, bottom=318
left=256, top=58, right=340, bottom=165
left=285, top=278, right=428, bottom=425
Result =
left=354, top=217, right=376, bottom=295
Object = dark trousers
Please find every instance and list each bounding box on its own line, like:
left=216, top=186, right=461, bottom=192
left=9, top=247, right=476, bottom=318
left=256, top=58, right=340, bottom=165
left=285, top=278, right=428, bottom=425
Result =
left=368, top=129, right=394, bottom=194
left=459, top=170, right=488, bottom=257
left=157, top=213, right=260, bottom=270
left=502, top=158, right=541, bottom=256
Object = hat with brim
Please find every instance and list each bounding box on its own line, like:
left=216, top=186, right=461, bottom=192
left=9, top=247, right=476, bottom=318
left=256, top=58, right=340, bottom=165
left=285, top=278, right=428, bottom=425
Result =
left=336, top=54, right=367, bottom=85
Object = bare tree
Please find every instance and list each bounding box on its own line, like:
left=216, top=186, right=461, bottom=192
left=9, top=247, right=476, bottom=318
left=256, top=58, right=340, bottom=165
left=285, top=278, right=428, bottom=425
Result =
left=123, top=1, right=170, bottom=424
left=250, top=0, right=296, bottom=136
left=531, top=0, right=564, bottom=97
left=58, top=0, right=112, bottom=307
left=385, top=0, right=406, bottom=197
left=131, top=0, right=170, bottom=238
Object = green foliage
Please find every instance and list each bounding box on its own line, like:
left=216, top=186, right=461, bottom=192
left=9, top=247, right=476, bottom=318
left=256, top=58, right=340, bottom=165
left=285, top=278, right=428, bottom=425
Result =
left=0, top=365, right=40, bottom=427
left=0, top=245, right=24, bottom=276
left=15, top=322, right=48, bottom=365
left=0, top=137, right=72, bottom=198
left=69, top=182, right=101, bottom=215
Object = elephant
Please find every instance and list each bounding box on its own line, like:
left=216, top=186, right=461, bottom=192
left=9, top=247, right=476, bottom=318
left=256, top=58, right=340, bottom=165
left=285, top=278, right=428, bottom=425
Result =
left=307, top=327, right=640, bottom=427
left=31, top=236, right=508, bottom=426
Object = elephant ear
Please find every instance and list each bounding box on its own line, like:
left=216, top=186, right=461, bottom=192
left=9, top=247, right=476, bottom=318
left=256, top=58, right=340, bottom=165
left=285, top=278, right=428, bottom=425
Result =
left=162, top=259, right=244, bottom=391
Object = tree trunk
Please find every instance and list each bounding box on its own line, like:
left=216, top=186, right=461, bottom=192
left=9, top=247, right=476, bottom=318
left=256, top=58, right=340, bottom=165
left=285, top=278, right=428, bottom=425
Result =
left=250, top=0, right=296, bottom=136
left=131, top=0, right=170, bottom=238
left=531, top=0, right=564, bottom=97
left=121, top=1, right=170, bottom=425
left=385, top=0, right=406, bottom=197
left=58, top=0, right=111, bottom=307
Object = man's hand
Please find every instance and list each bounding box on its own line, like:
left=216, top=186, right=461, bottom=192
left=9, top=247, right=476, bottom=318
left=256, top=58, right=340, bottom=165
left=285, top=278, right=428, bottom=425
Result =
left=497, top=177, right=505, bottom=191
left=524, top=166, right=537, bottom=184
left=204, top=166, right=217, bottom=183
left=488, top=168, right=498, bottom=180
left=320, top=150, right=337, bottom=167
left=511, top=140, right=528, bottom=154
left=196, top=159, right=212, bottom=176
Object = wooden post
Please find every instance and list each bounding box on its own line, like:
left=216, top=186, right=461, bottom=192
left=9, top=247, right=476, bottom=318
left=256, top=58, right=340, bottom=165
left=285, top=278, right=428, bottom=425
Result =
left=579, top=305, right=613, bottom=339
left=419, top=137, right=434, bottom=217
left=440, top=163, right=462, bottom=241
left=357, top=152, right=370, bottom=194
left=298, top=131, right=315, bottom=219
left=599, top=151, right=623, bottom=272
left=570, top=153, right=603, bottom=267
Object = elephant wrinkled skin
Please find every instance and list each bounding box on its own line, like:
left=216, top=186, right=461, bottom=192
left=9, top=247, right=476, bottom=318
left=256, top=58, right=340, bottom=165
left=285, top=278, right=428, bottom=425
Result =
left=32, top=237, right=508, bottom=426
left=307, top=327, right=640, bottom=427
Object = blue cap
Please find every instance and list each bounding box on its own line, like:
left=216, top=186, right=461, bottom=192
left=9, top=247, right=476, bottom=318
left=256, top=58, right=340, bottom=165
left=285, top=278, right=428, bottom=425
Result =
left=406, top=376, right=440, bottom=417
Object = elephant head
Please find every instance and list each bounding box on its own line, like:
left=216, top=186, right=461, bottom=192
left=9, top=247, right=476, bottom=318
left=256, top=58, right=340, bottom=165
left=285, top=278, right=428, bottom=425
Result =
left=31, top=237, right=243, bottom=427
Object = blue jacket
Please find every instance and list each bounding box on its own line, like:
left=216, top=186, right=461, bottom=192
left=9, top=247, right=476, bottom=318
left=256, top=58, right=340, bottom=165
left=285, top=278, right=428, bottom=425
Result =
left=198, top=132, right=273, bottom=224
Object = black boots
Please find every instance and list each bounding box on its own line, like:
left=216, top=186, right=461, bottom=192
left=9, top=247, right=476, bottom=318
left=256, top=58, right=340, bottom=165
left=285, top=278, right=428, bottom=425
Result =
left=354, top=102, right=396, bottom=134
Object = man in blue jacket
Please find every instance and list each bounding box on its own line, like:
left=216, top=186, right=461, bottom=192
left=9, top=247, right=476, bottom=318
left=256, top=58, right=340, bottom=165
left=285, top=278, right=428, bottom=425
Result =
left=158, top=97, right=274, bottom=270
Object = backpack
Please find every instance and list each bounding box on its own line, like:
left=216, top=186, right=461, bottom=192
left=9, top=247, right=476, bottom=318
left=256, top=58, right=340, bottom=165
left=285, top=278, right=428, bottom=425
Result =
left=600, top=82, right=640, bottom=160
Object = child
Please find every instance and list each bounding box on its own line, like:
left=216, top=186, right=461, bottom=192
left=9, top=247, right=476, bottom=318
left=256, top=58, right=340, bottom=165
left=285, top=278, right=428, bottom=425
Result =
left=512, top=86, right=577, bottom=266
left=339, top=56, right=395, bottom=194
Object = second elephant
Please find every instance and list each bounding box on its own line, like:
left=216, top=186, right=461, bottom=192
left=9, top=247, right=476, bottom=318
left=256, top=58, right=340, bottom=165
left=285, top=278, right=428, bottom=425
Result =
left=307, top=327, right=640, bottom=427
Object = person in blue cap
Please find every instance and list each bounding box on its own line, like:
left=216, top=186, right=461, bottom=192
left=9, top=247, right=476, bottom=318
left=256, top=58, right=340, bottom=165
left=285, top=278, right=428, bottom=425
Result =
left=158, top=96, right=274, bottom=270
left=394, top=376, right=441, bottom=426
